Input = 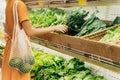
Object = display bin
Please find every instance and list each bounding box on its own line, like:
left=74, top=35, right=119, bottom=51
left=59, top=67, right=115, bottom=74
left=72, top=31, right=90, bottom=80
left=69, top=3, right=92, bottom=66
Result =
left=82, top=24, right=120, bottom=63
left=32, top=24, right=120, bottom=64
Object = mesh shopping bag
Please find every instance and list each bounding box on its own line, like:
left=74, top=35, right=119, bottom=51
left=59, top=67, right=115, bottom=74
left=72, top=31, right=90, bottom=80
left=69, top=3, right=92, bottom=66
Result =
left=8, top=0, right=35, bottom=74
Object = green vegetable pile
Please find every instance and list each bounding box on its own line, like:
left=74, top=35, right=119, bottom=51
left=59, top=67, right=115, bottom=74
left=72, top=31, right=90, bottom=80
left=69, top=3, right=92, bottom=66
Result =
left=66, top=8, right=89, bottom=35
left=0, top=43, right=4, bottom=67
left=0, top=44, right=4, bottom=50
left=111, top=16, right=120, bottom=26
left=29, top=8, right=108, bottom=37
left=100, top=26, right=120, bottom=44
left=29, top=8, right=67, bottom=27
left=31, top=48, right=106, bottom=80
left=0, top=44, right=4, bottom=56
left=76, top=12, right=106, bottom=37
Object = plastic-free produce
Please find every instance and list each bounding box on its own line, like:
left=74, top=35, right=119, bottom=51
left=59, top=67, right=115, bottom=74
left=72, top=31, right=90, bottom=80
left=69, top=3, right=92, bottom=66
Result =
left=76, top=12, right=106, bottom=37
left=31, top=48, right=106, bottom=80
left=9, top=55, right=35, bottom=73
left=19, top=63, right=32, bottom=73
left=66, top=8, right=89, bottom=35
left=100, top=26, right=120, bottom=44
left=9, top=57, right=23, bottom=68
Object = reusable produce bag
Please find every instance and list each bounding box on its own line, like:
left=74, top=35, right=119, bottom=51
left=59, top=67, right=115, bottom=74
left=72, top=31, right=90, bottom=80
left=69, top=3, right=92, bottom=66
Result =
left=9, top=0, right=35, bottom=74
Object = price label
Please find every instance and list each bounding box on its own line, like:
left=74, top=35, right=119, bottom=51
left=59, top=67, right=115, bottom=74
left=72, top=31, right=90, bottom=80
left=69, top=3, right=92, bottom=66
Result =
left=78, top=0, right=87, bottom=5
left=38, top=0, right=43, bottom=8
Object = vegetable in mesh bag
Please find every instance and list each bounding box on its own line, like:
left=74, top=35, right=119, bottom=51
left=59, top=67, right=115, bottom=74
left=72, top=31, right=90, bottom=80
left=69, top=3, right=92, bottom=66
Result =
left=9, top=1, right=35, bottom=74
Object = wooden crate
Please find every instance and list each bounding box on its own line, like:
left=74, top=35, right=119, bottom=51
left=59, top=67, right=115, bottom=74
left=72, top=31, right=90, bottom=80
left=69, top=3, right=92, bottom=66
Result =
left=82, top=24, right=120, bottom=62
left=32, top=23, right=120, bottom=63
left=82, top=24, right=119, bottom=40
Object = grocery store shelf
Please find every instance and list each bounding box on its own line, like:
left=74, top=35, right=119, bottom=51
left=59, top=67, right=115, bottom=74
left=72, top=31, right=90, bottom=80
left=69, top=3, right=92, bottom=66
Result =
left=26, top=1, right=80, bottom=8
left=25, top=0, right=120, bottom=8
left=32, top=42, right=120, bottom=80
left=31, top=40, right=120, bottom=73
left=31, top=36, right=120, bottom=68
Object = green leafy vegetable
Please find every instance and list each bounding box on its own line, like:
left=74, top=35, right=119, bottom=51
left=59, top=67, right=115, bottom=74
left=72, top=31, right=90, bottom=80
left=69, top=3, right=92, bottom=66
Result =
left=90, top=76, right=106, bottom=80
left=76, top=12, right=106, bottom=37
left=100, top=26, right=120, bottom=44
left=31, top=48, right=106, bottom=80
left=0, top=44, right=4, bottom=56
left=29, top=8, right=67, bottom=28
left=111, top=16, right=120, bottom=26
left=66, top=8, right=89, bottom=35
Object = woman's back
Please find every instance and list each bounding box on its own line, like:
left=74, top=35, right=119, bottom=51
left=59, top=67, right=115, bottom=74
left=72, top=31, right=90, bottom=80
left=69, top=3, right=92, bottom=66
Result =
left=5, top=0, right=29, bottom=36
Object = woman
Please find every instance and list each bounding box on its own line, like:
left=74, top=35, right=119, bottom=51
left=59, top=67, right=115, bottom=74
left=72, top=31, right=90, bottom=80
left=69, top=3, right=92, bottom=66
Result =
left=2, top=0, right=68, bottom=80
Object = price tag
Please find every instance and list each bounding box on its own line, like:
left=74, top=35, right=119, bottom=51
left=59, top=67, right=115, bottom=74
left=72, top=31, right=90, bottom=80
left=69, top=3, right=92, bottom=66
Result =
left=38, top=0, right=43, bottom=8
left=78, top=0, right=87, bottom=5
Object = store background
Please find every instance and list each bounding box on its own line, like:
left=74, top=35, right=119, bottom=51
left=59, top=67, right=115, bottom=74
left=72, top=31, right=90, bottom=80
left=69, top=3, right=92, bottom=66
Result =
left=64, top=6, right=120, bottom=20
left=0, top=0, right=6, bottom=27
left=0, top=0, right=120, bottom=80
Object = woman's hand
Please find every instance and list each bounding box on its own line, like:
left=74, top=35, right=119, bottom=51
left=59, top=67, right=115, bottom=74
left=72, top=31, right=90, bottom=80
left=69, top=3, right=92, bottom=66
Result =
left=52, top=25, right=68, bottom=33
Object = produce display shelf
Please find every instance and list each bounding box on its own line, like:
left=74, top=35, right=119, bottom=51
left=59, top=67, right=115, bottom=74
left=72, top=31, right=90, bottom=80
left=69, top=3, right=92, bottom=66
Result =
left=0, top=38, right=120, bottom=80
left=32, top=42, right=120, bottom=80
left=31, top=36, right=120, bottom=68
left=31, top=37, right=120, bottom=71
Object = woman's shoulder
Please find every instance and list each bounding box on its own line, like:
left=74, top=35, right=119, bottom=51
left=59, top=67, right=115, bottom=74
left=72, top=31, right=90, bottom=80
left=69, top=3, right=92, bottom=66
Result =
left=18, top=0, right=26, bottom=8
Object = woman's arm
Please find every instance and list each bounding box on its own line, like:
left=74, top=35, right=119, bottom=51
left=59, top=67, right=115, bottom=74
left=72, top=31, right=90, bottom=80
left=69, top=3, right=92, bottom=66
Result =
left=21, top=20, right=68, bottom=37
left=17, top=1, right=67, bottom=37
